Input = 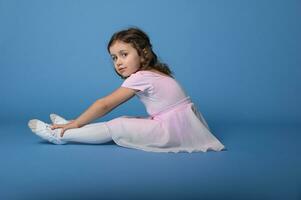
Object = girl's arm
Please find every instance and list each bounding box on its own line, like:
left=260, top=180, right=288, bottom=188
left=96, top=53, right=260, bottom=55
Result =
left=51, top=87, right=137, bottom=137
left=73, top=87, right=137, bottom=128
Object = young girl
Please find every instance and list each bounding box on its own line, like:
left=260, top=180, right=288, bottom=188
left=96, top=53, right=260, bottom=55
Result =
left=28, top=27, right=226, bottom=153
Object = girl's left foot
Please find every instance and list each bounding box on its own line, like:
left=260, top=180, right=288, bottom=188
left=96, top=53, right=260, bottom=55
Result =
left=28, top=119, right=66, bottom=144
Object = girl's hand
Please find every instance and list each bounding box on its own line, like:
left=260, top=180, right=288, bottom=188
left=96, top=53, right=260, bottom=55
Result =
left=51, top=121, right=80, bottom=137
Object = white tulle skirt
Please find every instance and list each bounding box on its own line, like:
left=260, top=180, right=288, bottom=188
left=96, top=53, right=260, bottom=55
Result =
left=105, top=98, right=225, bottom=153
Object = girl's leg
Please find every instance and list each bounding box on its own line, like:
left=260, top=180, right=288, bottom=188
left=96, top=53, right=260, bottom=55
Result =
left=49, top=113, right=112, bottom=144
left=29, top=119, right=112, bottom=144
left=61, top=122, right=112, bottom=144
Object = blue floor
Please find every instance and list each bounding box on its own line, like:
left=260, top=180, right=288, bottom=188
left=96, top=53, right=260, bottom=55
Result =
left=0, top=121, right=300, bottom=200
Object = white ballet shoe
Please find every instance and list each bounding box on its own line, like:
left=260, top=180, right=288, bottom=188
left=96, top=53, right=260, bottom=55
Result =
left=50, top=113, right=69, bottom=125
left=28, top=119, right=66, bottom=145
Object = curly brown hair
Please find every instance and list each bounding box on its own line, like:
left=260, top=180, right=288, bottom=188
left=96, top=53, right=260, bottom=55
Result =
left=107, top=27, right=173, bottom=79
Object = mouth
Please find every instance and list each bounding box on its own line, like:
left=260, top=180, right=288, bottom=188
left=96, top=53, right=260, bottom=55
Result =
left=119, top=68, right=126, bottom=73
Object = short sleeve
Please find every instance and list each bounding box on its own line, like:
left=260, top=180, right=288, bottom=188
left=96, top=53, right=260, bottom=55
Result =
left=121, top=72, right=151, bottom=93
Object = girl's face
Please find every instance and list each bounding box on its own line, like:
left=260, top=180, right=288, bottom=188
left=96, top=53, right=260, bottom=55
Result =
left=109, top=40, right=141, bottom=78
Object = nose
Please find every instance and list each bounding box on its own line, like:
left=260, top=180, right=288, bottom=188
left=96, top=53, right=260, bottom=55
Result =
left=116, top=57, right=122, bottom=67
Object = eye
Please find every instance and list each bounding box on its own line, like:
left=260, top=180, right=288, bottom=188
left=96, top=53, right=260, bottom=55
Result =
left=121, top=53, right=128, bottom=57
left=111, top=56, right=117, bottom=61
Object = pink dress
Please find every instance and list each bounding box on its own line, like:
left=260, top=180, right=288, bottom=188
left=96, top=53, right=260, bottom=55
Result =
left=105, top=70, right=226, bottom=153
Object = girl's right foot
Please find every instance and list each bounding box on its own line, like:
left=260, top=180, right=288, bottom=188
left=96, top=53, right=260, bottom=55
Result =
left=50, top=113, right=69, bottom=124
left=28, top=119, right=66, bottom=144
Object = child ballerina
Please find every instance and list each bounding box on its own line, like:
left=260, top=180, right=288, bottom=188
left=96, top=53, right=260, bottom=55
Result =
left=28, top=27, right=226, bottom=153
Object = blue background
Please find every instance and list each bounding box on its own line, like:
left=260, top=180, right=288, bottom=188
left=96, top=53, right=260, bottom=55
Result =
left=0, top=0, right=300, bottom=199
left=1, top=0, right=300, bottom=125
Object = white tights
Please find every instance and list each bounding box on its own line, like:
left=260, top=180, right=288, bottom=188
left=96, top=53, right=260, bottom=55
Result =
left=60, top=122, right=112, bottom=144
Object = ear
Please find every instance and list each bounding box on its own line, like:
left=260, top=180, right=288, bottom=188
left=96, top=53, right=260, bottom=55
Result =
left=140, top=57, right=146, bottom=67
left=142, top=48, right=148, bottom=55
